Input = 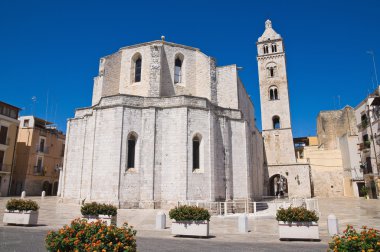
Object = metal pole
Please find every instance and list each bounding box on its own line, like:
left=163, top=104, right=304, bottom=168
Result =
left=367, top=50, right=379, bottom=87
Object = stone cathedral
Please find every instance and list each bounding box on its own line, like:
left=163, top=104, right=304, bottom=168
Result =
left=61, top=20, right=311, bottom=207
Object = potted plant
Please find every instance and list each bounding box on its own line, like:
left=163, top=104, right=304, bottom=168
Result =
left=46, top=219, right=137, bottom=251
left=169, top=205, right=211, bottom=237
left=276, top=206, right=319, bottom=240
left=360, top=186, right=369, bottom=199
left=3, top=199, right=39, bottom=225
left=81, top=202, right=117, bottom=226
left=328, top=225, right=380, bottom=251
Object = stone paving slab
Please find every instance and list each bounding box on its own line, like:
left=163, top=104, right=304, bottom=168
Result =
left=0, top=196, right=379, bottom=244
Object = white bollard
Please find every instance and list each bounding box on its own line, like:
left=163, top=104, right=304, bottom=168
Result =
left=156, top=211, right=166, bottom=230
left=41, top=191, right=46, bottom=199
left=238, top=213, right=249, bottom=233
left=328, top=214, right=339, bottom=236
left=21, top=191, right=26, bottom=199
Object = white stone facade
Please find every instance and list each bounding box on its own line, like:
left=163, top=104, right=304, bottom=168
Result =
left=257, top=20, right=311, bottom=198
left=62, top=40, right=265, bottom=208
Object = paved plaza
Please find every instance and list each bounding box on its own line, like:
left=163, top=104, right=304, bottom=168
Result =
left=0, top=197, right=379, bottom=251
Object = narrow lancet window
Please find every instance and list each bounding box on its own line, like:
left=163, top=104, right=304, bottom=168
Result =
left=193, top=136, right=200, bottom=170
left=134, top=58, right=142, bottom=82
left=127, top=135, right=136, bottom=168
left=272, top=44, right=277, bottom=52
left=269, top=86, right=278, bottom=100
left=174, top=58, right=182, bottom=84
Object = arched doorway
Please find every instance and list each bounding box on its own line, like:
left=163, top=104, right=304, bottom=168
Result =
left=52, top=181, right=59, bottom=196
left=42, top=181, right=52, bottom=196
left=269, top=174, right=288, bottom=197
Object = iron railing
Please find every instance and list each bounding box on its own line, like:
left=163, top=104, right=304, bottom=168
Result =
left=35, top=144, right=49, bottom=154
left=177, top=198, right=319, bottom=217
left=33, top=166, right=45, bottom=176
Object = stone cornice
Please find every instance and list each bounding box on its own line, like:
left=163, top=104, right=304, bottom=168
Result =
left=257, top=52, right=285, bottom=61
left=72, top=94, right=244, bottom=121
left=256, top=38, right=282, bottom=45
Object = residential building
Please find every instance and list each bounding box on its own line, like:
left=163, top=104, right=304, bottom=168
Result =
left=0, top=101, right=20, bottom=196
left=355, top=87, right=380, bottom=199
left=295, top=106, right=363, bottom=198
left=12, top=116, right=65, bottom=196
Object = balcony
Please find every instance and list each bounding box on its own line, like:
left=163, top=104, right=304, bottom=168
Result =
left=0, top=163, right=11, bottom=173
left=33, top=166, right=45, bottom=176
left=361, top=120, right=368, bottom=129
left=358, top=141, right=371, bottom=151
left=364, top=140, right=371, bottom=149
left=35, top=144, right=49, bottom=154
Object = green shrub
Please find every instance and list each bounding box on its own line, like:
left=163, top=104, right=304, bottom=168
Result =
left=276, top=206, right=319, bottom=222
left=80, top=202, right=117, bottom=217
left=6, top=199, right=39, bottom=212
left=360, top=186, right=369, bottom=196
left=169, top=205, right=210, bottom=222
left=328, top=225, right=380, bottom=252
left=45, top=218, right=136, bottom=252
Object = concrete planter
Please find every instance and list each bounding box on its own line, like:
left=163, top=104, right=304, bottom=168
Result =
left=278, top=221, right=319, bottom=240
left=82, top=215, right=116, bottom=226
left=172, top=221, right=209, bottom=237
left=3, top=210, right=39, bottom=225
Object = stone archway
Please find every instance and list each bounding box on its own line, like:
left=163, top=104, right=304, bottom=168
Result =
left=269, top=174, right=288, bottom=197
left=42, top=181, right=52, bottom=196
left=52, top=181, right=59, bottom=196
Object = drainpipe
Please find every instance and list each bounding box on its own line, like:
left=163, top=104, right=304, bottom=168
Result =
left=8, top=125, right=19, bottom=196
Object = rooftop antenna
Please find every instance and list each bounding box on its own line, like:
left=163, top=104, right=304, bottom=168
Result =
left=45, top=90, right=49, bottom=127
left=337, top=95, right=341, bottom=108
left=31, top=96, right=37, bottom=116
left=53, top=103, right=58, bottom=129
left=367, top=50, right=379, bottom=88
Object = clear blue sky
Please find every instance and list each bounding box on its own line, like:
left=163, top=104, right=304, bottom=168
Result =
left=1, top=0, right=379, bottom=137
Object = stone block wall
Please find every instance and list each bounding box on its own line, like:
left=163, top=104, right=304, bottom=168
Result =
left=62, top=94, right=265, bottom=207
left=268, top=164, right=311, bottom=198
left=317, top=106, right=357, bottom=150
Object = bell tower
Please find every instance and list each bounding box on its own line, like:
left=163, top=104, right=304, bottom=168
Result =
left=257, top=20, right=296, bottom=165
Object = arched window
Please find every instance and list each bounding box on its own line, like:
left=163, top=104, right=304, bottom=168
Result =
left=131, top=53, right=142, bottom=83
left=127, top=134, right=137, bottom=169
left=266, top=62, right=277, bottom=78
left=273, top=116, right=280, bottom=129
left=268, top=67, right=276, bottom=77
left=263, top=45, right=269, bottom=54
left=193, top=135, right=200, bottom=170
left=269, top=86, right=279, bottom=100
left=174, top=57, right=182, bottom=84
left=272, top=44, right=277, bottom=53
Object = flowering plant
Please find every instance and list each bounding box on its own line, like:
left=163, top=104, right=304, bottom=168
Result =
left=169, top=205, right=211, bottom=222
left=6, top=199, right=39, bottom=212
left=45, top=219, right=136, bottom=252
left=328, top=225, right=380, bottom=252
left=276, top=206, right=319, bottom=222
